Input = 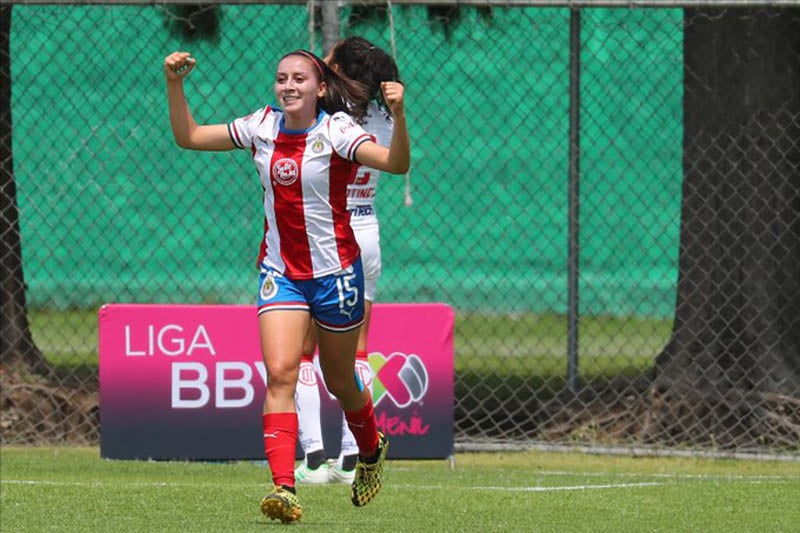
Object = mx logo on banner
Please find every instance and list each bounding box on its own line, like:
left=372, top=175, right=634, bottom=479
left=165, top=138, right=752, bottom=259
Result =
left=369, top=352, right=429, bottom=408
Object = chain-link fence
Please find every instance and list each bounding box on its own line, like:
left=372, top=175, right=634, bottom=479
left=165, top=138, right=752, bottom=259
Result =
left=2, top=1, right=798, bottom=458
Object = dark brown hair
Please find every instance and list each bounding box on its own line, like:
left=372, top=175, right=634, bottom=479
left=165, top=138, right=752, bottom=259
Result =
left=328, top=36, right=401, bottom=113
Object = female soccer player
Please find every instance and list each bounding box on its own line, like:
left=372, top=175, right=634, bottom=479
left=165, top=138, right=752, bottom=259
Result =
left=164, top=47, right=410, bottom=523
left=287, top=37, right=401, bottom=487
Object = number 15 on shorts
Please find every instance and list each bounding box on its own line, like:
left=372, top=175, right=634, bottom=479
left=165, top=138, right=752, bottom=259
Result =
left=336, top=273, right=359, bottom=318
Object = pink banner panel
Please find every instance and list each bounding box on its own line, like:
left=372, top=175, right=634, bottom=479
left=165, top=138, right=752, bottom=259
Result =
left=99, top=303, right=454, bottom=460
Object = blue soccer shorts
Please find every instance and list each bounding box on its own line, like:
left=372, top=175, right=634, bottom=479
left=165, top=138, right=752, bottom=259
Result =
left=256, top=258, right=365, bottom=333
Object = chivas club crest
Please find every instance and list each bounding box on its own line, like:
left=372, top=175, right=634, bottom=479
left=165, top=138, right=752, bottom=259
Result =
left=272, top=158, right=299, bottom=186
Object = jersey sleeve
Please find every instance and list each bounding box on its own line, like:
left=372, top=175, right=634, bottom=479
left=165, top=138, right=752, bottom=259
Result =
left=228, top=106, right=272, bottom=150
left=328, top=111, right=374, bottom=161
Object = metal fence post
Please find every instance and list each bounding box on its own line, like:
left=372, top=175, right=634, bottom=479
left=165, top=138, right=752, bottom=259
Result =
left=321, top=0, right=339, bottom=55
left=567, top=6, right=582, bottom=393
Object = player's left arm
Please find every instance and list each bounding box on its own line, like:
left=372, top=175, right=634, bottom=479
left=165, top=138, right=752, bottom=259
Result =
left=354, top=82, right=409, bottom=175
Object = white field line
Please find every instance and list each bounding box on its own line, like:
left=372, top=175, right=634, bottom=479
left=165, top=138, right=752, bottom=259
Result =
left=1, top=480, right=208, bottom=487
left=1, top=478, right=794, bottom=492
left=396, top=482, right=667, bottom=492
left=390, top=466, right=800, bottom=481
left=0, top=479, right=666, bottom=492
left=518, top=470, right=800, bottom=481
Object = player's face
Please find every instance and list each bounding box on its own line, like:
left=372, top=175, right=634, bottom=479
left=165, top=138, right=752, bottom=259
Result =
left=274, top=56, right=326, bottom=124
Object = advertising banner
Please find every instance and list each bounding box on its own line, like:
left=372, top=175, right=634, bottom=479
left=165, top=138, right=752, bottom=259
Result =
left=99, top=303, right=454, bottom=460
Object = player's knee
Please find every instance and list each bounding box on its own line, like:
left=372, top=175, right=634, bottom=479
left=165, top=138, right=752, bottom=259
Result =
left=324, top=374, right=359, bottom=400
left=266, top=365, right=299, bottom=392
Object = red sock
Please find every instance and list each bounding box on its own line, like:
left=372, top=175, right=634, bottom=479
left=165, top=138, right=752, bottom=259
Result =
left=262, top=412, right=298, bottom=488
left=355, top=350, right=368, bottom=361
left=344, top=396, right=379, bottom=457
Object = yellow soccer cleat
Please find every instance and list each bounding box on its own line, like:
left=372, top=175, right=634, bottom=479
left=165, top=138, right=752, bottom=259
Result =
left=260, top=485, right=302, bottom=524
left=351, top=432, right=389, bottom=507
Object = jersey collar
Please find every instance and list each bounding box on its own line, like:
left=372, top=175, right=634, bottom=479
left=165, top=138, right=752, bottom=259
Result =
left=279, top=110, right=327, bottom=135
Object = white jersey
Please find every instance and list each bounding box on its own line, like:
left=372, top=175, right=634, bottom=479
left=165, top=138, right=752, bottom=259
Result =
left=347, top=101, right=394, bottom=230
left=230, top=107, right=373, bottom=280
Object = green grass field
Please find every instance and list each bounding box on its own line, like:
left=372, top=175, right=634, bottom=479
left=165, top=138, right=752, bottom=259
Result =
left=2, top=447, right=798, bottom=532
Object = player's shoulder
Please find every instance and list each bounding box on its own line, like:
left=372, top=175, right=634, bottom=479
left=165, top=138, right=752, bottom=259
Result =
left=361, top=102, right=393, bottom=142
left=368, top=101, right=393, bottom=123
left=327, top=111, right=363, bottom=137
left=329, top=110, right=356, bottom=124
left=260, top=105, right=283, bottom=124
left=363, top=102, right=393, bottom=124
left=242, top=104, right=282, bottom=124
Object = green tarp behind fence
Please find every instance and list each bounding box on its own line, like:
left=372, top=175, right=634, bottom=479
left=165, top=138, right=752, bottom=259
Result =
left=11, top=5, right=682, bottom=317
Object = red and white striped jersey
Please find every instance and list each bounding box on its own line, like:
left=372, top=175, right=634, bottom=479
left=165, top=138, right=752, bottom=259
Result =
left=229, top=107, right=373, bottom=280
left=347, top=102, right=394, bottom=230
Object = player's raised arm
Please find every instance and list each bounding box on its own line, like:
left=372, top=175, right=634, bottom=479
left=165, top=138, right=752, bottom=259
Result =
left=353, top=81, right=410, bottom=175
left=164, top=51, right=234, bottom=151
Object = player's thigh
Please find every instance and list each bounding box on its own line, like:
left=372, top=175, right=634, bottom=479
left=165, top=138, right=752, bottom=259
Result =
left=298, top=261, right=365, bottom=396
left=354, top=226, right=378, bottom=347
left=256, top=268, right=310, bottom=382
left=258, top=310, right=308, bottom=383
left=317, top=326, right=361, bottom=391
left=301, top=321, right=318, bottom=355
left=357, top=300, right=373, bottom=351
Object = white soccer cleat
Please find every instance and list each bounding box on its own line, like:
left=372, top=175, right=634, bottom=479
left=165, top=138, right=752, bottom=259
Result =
left=328, top=464, right=356, bottom=484
left=294, top=461, right=331, bottom=484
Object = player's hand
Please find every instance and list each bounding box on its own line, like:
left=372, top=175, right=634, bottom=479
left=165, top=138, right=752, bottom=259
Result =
left=381, top=81, right=405, bottom=119
left=164, top=51, right=196, bottom=81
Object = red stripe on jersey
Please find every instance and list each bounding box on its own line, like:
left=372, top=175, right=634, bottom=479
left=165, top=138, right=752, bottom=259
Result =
left=329, top=152, right=360, bottom=267
left=271, top=131, right=313, bottom=277
left=256, top=216, right=268, bottom=269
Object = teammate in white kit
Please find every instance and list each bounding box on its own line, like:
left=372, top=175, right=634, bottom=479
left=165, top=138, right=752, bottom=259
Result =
left=287, top=37, right=400, bottom=486
left=164, top=47, right=409, bottom=523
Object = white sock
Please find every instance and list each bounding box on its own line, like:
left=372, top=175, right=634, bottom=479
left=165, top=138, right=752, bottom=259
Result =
left=295, top=356, right=324, bottom=458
